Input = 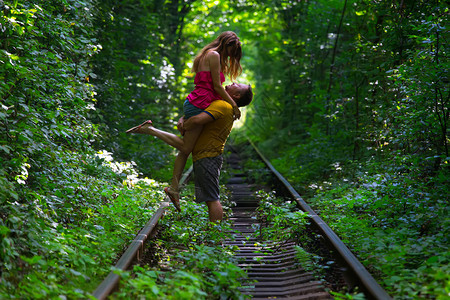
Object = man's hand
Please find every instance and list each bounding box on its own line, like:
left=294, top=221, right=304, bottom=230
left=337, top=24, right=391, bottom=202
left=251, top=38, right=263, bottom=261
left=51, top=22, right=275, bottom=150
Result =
left=177, top=116, right=186, bottom=136
left=233, top=106, right=241, bottom=120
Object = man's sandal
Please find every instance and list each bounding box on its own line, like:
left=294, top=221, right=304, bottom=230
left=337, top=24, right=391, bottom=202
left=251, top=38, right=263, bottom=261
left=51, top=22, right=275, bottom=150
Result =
left=164, top=187, right=181, bottom=212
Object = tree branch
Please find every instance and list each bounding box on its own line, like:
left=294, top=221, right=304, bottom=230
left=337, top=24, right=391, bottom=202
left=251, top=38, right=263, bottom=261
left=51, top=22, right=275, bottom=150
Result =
left=325, top=0, right=348, bottom=135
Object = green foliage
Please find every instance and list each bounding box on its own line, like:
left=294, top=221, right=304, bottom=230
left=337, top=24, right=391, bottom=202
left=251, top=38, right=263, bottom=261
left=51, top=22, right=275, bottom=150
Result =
left=1, top=0, right=448, bottom=298
left=114, top=245, right=247, bottom=300
left=113, top=186, right=248, bottom=299
left=243, top=156, right=271, bottom=185
left=293, top=245, right=317, bottom=273
left=330, top=291, right=366, bottom=300
left=0, top=149, right=167, bottom=298
left=245, top=0, right=448, bottom=175
left=1, top=0, right=98, bottom=195
left=0, top=1, right=171, bottom=297
left=389, top=12, right=449, bottom=159
left=254, top=190, right=309, bottom=244
left=90, top=0, right=197, bottom=178
left=238, top=2, right=448, bottom=297
left=306, top=160, right=449, bottom=298
left=252, top=190, right=333, bottom=290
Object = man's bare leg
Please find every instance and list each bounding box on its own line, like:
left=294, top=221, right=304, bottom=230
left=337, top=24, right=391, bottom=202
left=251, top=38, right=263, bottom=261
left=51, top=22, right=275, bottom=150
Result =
left=206, top=200, right=223, bottom=223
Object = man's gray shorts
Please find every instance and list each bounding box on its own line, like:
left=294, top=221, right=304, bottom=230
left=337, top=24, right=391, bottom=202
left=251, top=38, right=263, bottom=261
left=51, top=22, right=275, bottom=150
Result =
left=193, top=155, right=223, bottom=203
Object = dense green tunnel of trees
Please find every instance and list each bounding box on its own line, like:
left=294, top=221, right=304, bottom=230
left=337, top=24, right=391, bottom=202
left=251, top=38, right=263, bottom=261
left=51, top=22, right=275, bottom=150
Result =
left=0, top=0, right=448, bottom=298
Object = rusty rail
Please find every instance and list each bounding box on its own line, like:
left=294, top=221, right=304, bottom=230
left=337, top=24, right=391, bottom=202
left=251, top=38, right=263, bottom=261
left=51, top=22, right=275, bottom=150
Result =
left=249, top=140, right=391, bottom=300
left=92, top=166, right=192, bottom=300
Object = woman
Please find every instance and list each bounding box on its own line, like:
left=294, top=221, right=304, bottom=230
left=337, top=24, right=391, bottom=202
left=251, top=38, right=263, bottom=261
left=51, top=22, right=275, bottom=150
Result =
left=127, top=31, right=243, bottom=211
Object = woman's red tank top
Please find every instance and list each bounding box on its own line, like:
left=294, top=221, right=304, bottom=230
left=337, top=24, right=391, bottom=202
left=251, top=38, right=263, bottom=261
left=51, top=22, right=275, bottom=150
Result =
left=187, top=71, right=225, bottom=109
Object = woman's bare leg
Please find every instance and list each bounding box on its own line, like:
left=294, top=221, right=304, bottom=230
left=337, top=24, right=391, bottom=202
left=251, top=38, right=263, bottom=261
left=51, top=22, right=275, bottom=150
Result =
left=127, top=121, right=185, bottom=151
left=169, top=151, right=188, bottom=194
left=169, top=125, right=203, bottom=194
left=128, top=120, right=204, bottom=202
left=127, top=121, right=203, bottom=156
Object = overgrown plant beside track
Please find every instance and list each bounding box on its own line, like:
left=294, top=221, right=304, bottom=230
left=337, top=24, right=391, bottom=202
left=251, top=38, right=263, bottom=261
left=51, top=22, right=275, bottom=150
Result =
left=0, top=1, right=177, bottom=297
left=0, top=150, right=169, bottom=298
left=250, top=190, right=364, bottom=298
left=111, top=184, right=249, bottom=300
left=236, top=141, right=449, bottom=298
left=0, top=1, right=162, bottom=297
left=253, top=190, right=309, bottom=244
left=304, top=162, right=449, bottom=298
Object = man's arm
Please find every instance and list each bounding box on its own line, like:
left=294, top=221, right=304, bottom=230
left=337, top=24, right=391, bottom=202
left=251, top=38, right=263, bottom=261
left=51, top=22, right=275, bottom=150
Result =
left=178, top=111, right=215, bottom=133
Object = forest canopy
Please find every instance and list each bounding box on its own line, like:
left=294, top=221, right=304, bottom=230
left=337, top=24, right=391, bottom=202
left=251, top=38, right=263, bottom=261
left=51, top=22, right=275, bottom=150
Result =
left=1, top=0, right=448, bottom=298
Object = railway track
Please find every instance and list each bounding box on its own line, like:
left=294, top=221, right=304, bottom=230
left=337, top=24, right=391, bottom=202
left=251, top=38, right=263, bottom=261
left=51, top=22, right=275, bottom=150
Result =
left=92, top=142, right=391, bottom=299
left=225, top=151, right=332, bottom=299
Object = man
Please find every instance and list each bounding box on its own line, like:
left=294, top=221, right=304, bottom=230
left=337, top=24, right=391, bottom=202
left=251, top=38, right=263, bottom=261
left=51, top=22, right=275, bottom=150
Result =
left=178, top=83, right=253, bottom=222
left=126, top=82, right=253, bottom=222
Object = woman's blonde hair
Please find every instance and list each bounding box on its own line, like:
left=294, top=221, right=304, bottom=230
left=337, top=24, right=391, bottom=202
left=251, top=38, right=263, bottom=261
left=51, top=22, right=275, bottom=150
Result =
left=192, top=31, right=242, bottom=81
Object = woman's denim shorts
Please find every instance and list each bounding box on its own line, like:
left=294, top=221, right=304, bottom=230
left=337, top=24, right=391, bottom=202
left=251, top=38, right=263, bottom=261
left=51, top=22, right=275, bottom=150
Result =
left=183, top=99, right=204, bottom=119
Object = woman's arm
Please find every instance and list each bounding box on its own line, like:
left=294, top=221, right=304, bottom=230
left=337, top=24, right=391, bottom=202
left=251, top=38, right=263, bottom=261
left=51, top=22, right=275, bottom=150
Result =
left=208, top=51, right=241, bottom=120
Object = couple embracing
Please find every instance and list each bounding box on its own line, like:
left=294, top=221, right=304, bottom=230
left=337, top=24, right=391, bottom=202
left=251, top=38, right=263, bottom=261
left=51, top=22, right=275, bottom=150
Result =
left=127, top=31, right=253, bottom=223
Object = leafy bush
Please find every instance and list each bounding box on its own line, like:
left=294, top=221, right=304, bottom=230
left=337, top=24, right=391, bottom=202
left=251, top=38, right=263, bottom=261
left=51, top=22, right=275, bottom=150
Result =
left=306, top=161, right=449, bottom=298
left=0, top=3, right=173, bottom=296
left=1, top=149, right=168, bottom=298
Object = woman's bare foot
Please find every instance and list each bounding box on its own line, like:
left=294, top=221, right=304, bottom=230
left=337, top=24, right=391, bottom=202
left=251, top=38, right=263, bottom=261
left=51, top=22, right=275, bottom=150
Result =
left=126, top=120, right=153, bottom=134
left=164, top=187, right=181, bottom=212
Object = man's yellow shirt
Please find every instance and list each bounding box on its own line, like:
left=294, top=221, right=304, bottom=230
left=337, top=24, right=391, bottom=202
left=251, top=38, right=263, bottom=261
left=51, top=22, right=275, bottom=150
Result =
left=192, top=100, right=234, bottom=162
